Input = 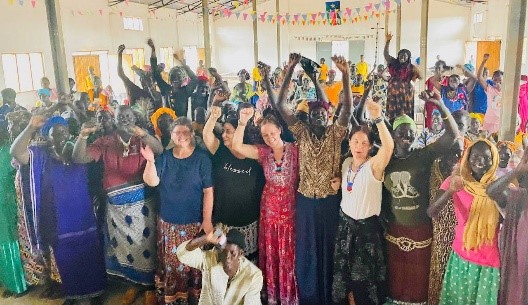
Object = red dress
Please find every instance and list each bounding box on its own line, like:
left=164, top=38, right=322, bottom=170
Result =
left=257, top=143, right=299, bottom=305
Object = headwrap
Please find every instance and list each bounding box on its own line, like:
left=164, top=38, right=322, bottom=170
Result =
left=496, top=140, right=517, bottom=153
left=464, top=63, right=475, bottom=72
left=296, top=100, right=309, bottom=113
left=469, top=112, right=484, bottom=124
left=41, top=116, right=68, bottom=137
left=150, top=107, right=177, bottom=137
left=393, top=114, right=417, bottom=132
left=238, top=69, right=250, bottom=81
left=460, top=138, right=499, bottom=251
left=308, top=100, right=330, bottom=113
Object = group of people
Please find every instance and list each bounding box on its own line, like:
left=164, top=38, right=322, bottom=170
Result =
left=0, top=34, right=526, bottom=305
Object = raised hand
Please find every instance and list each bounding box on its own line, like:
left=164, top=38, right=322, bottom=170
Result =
left=365, top=99, right=382, bottom=119
left=80, top=121, right=99, bottom=137
left=257, top=61, right=271, bottom=79
left=210, top=106, right=222, bottom=121
left=239, top=107, right=255, bottom=125
left=212, top=91, right=230, bottom=106
left=147, top=38, right=155, bottom=50
left=140, top=145, right=155, bottom=163
left=515, top=149, right=528, bottom=175
left=29, top=115, right=46, bottom=130
left=483, top=53, right=490, bottom=61
left=332, top=55, right=350, bottom=76
left=118, top=44, right=126, bottom=54
left=287, top=53, right=302, bottom=70
left=386, top=32, right=393, bottom=42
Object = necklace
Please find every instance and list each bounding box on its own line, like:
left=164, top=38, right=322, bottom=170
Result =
left=118, top=135, right=132, bottom=157
left=346, top=159, right=369, bottom=192
left=273, top=144, right=286, bottom=173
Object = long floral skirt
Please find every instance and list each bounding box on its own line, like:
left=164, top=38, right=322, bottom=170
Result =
left=156, top=219, right=202, bottom=305
left=385, top=78, right=415, bottom=122
left=332, top=211, right=386, bottom=305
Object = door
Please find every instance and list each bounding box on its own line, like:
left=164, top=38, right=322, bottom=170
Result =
left=73, top=55, right=100, bottom=92
left=477, top=41, right=501, bottom=74
left=348, top=40, right=365, bottom=65
left=316, top=42, right=332, bottom=67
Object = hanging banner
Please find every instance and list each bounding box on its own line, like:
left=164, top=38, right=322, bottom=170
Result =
left=325, top=1, right=341, bottom=25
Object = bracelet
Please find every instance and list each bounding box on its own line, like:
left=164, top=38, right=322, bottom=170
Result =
left=372, top=116, right=384, bottom=125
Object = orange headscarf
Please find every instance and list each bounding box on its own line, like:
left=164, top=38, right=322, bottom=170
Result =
left=150, top=107, right=177, bottom=137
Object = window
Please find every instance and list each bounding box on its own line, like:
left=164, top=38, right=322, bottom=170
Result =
left=473, top=12, right=483, bottom=24
left=123, top=17, right=144, bottom=31
left=159, top=47, right=175, bottom=70
left=124, top=48, right=145, bottom=86
left=2, top=53, right=45, bottom=92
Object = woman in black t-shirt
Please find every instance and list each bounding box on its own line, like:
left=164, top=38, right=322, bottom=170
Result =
left=203, top=92, right=264, bottom=262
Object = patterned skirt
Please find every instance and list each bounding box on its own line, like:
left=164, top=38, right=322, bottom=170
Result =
left=428, top=199, right=456, bottom=305
left=156, top=219, right=202, bottom=305
left=386, top=78, right=415, bottom=122
left=332, top=211, right=386, bottom=305
left=105, top=182, right=157, bottom=286
left=439, top=251, right=499, bottom=305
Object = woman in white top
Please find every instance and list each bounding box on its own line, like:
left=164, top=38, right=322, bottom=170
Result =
left=332, top=99, right=394, bottom=305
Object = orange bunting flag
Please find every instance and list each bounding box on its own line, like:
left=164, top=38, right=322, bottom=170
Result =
left=342, top=18, right=347, bottom=23
left=302, top=20, right=306, bottom=26
left=322, top=19, right=326, bottom=25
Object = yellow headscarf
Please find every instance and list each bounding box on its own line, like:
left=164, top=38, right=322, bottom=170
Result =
left=496, top=140, right=518, bottom=154
left=460, top=138, right=500, bottom=251
left=150, top=107, right=177, bottom=137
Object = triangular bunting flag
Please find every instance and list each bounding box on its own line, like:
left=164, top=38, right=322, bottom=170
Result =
left=293, top=14, right=299, bottom=22
left=302, top=20, right=306, bottom=26
left=285, top=13, right=290, bottom=22
left=119, top=11, right=123, bottom=17
left=317, top=20, right=320, bottom=25
left=292, top=21, right=295, bottom=25
left=346, top=8, right=352, bottom=16
left=301, top=14, right=307, bottom=21
left=343, top=18, right=347, bottom=23
left=365, top=3, right=373, bottom=12
left=31, top=0, right=35, bottom=8
left=277, top=14, right=282, bottom=21
left=235, top=12, right=240, bottom=19
left=282, top=19, right=285, bottom=25
left=376, top=13, right=380, bottom=18
left=18, top=0, right=24, bottom=6
left=384, top=0, right=391, bottom=10
left=233, top=1, right=239, bottom=8
left=243, top=13, right=248, bottom=20
left=311, top=13, right=317, bottom=20
left=252, top=14, right=257, bottom=21
left=355, top=7, right=361, bottom=14
left=364, top=15, right=368, bottom=20
left=125, top=0, right=129, bottom=5
left=99, top=9, right=103, bottom=16
left=394, top=0, right=401, bottom=4
left=267, top=15, right=273, bottom=22
left=8, top=0, right=14, bottom=4
left=374, top=3, right=380, bottom=11
left=322, top=19, right=326, bottom=25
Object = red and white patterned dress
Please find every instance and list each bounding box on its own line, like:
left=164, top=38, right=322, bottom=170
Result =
left=257, top=142, right=299, bottom=305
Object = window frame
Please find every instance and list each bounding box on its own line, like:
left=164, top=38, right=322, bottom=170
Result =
left=2, top=52, right=45, bottom=93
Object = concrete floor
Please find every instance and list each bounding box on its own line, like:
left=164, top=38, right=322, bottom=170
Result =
left=0, top=280, right=148, bottom=305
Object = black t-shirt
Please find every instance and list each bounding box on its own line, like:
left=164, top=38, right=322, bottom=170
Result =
left=212, top=142, right=264, bottom=226
left=382, top=145, right=440, bottom=226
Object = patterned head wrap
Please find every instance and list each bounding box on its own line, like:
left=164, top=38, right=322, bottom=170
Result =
left=459, top=138, right=499, bottom=251
left=469, top=112, right=484, bottom=124
left=308, top=100, right=330, bottom=113
left=296, top=100, right=309, bottom=113
left=150, top=107, right=177, bottom=137
left=41, top=116, right=68, bottom=137
left=496, top=140, right=517, bottom=153
left=393, top=114, right=417, bottom=132
left=237, top=69, right=250, bottom=81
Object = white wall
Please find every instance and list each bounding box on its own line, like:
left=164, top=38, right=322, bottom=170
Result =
left=0, top=0, right=203, bottom=109
left=211, top=0, right=472, bottom=75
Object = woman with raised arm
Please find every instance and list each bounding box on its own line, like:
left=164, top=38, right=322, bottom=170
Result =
left=428, top=139, right=500, bottom=305
left=231, top=104, right=299, bottom=305
left=332, top=99, right=394, bottom=305
left=271, top=53, right=352, bottom=305
left=383, top=32, right=421, bottom=122
left=10, top=115, right=106, bottom=305
left=382, top=90, right=459, bottom=305
left=142, top=117, right=213, bottom=305
left=72, top=105, right=163, bottom=305
left=477, top=54, right=503, bottom=135
left=202, top=91, right=265, bottom=263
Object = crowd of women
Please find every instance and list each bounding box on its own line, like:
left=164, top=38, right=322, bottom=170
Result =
left=0, top=33, right=527, bottom=305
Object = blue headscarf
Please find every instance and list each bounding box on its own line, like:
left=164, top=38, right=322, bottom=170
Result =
left=41, top=116, right=68, bottom=137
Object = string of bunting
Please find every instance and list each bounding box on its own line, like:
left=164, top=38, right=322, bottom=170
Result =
left=7, top=0, right=416, bottom=26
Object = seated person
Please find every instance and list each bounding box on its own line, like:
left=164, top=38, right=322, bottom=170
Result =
left=177, top=229, right=263, bottom=305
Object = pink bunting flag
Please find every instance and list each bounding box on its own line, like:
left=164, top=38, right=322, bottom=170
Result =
left=293, top=14, right=299, bottom=22
left=119, top=11, right=123, bottom=16
left=277, top=14, right=282, bottom=21
left=78, top=10, right=83, bottom=15
left=31, top=0, right=35, bottom=8
left=383, top=0, right=391, bottom=10
left=346, top=7, right=352, bottom=17
left=311, top=13, right=317, bottom=20
left=365, top=3, right=373, bottom=12
left=243, top=13, right=248, bottom=20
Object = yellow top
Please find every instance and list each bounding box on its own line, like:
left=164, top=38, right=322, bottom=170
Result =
left=319, top=63, right=329, bottom=81
left=357, top=61, right=368, bottom=80
left=324, top=81, right=343, bottom=108
left=252, top=67, right=262, bottom=82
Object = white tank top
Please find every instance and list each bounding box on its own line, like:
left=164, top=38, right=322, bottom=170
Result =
left=340, top=158, right=383, bottom=220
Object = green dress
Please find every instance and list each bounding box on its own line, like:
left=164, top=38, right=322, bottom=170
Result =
left=0, top=143, right=27, bottom=294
